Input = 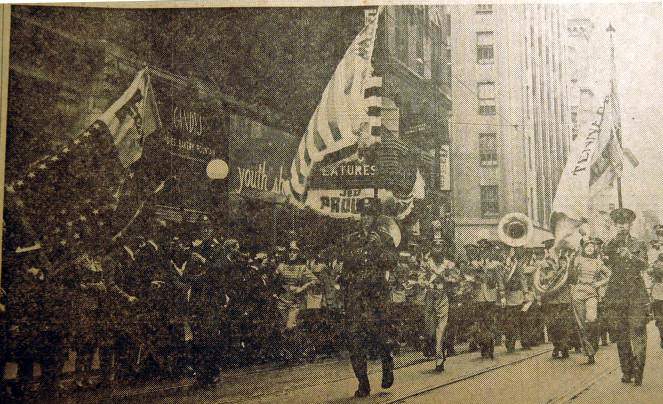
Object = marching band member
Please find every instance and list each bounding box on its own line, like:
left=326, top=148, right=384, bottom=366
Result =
left=501, top=246, right=530, bottom=353
left=539, top=239, right=574, bottom=359
left=468, top=239, right=504, bottom=359
left=603, top=208, right=649, bottom=386
left=647, top=224, right=663, bottom=348
left=422, top=239, right=456, bottom=372
left=569, top=238, right=611, bottom=364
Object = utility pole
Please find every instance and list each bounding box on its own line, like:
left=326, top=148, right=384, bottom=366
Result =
left=607, top=23, right=623, bottom=209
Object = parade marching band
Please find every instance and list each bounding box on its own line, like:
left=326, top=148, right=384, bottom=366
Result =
left=2, top=202, right=661, bottom=399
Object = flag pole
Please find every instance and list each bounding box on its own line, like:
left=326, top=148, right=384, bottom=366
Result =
left=607, top=23, right=623, bottom=209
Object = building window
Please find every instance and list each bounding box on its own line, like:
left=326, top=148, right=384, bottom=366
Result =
left=481, top=185, right=499, bottom=217
left=479, top=133, right=498, bottom=165
left=476, top=4, right=493, bottom=14
left=477, top=31, right=494, bottom=64
left=478, top=81, right=496, bottom=115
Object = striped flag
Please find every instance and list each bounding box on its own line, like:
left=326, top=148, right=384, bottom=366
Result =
left=4, top=68, right=160, bottom=259
left=287, top=7, right=383, bottom=205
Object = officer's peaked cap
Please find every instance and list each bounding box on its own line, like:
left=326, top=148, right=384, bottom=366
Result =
left=610, top=208, right=636, bottom=224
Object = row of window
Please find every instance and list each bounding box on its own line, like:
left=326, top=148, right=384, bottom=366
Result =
left=393, top=6, right=450, bottom=83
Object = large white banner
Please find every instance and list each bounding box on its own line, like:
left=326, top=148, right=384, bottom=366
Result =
left=551, top=94, right=622, bottom=246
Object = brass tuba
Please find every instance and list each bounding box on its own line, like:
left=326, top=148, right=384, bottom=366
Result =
left=497, top=212, right=534, bottom=247
left=534, top=250, right=572, bottom=296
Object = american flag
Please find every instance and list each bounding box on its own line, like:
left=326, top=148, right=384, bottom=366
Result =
left=3, top=68, right=160, bottom=264
left=287, top=7, right=383, bottom=206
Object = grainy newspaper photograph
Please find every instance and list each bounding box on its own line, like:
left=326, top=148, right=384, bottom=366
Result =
left=0, top=1, right=662, bottom=402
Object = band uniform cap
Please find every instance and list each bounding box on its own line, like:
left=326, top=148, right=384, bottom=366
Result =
left=542, top=239, right=556, bottom=249
left=584, top=237, right=603, bottom=246
left=610, top=208, right=636, bottom=224
left=477, top=238, right=491, bottom=247
left=289, top=240, right=300, bottom=251
left=654, top=224, right=663, bottom=232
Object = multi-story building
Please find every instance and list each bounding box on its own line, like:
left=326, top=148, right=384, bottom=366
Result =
left=449, top=4, right=572, bottom=250
left=373, top=5, right=453, bottom=241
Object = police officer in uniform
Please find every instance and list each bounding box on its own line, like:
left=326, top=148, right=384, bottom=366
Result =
left=603, top=208, right=649, bottom=385
left=340, top=198, right=398, bottom=398
left=647, top=224, right=663, bottom=348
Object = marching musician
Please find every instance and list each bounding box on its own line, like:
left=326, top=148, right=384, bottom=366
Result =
left=521, top=247, right=545, bottom=349
left=569, top=238, right=611, bottom=364
left=538, top=239, right=574, bottom=359
left=468, top=239, right=504, bottom=359
left=500, top=246, right=531, bottom=353
left=339, top=198, right=397, bottom=398
left=274, top=240, right=319, bottom=363
left=69, top=246, right=115, bottom=390
left=603, top=208, right=649, bottom=386
left=647, top=224, right=663, bottom=348
left=421, top=238, right=456, bottom=372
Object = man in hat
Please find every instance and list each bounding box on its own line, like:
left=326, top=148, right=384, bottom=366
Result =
left=500, top=246, right=531, bottom=353
left=647, top=224, right=663, bottom=348
left=339, top=198, right=398, bottom=397
left=603, top=208, right=649, bottom=385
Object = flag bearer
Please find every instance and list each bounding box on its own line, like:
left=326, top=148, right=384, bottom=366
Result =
left=340, top=198, right=397, bottom=398
left=569, top=238, right=611, bottom=364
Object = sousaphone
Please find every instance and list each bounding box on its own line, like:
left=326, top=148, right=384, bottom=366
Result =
left=497, top=212, right=534, bottom=248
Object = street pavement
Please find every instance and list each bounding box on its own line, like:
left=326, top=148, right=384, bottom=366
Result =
left=141, top=324, right=663, bottom=403
left=143, top=343, right=555, bottom=403
left=407, top=323, right=662, bottom=404
left=37, top=323, right=663, bottom=403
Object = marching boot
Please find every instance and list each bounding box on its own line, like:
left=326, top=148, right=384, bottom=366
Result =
left=434, top=349, right=446, bottom=373
left=354, top=375, right=371, bottom=398
left=561, top=348, right=570, bottom=359
left=586, top=355, right=595, bottom=365
left=381, top=353, right=394, bottom=389
left=633, top=358, right=644, bottom=386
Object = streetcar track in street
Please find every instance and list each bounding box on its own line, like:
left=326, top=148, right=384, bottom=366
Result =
left=109, top=346, right=548, bottom=403
left=545, top=365, right=619, bottom=404
left=384, top=348, right=553, bottom=404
